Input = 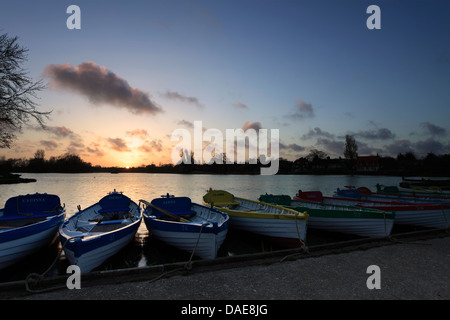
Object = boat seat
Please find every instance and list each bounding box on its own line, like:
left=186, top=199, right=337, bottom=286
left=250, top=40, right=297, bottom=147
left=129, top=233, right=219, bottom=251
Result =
left=151, top=197, right=196, bottom=218
left=98, top=193, right=131, bottom=214
left=97, top=219, right=127, bottom=225
left=203, top=189, right=239, bottom=206
left=3, top=194, right=62, bottom=218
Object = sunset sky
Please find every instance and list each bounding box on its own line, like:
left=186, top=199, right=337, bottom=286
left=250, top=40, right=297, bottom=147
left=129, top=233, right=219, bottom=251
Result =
left=1, top=0, right=450, bottom=168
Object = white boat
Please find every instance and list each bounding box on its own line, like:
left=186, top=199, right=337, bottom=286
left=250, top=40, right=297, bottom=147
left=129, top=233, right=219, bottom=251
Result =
left=260, top=194, right=395, bottom=238
left=0, top=193, right=65, bottom=270
left=59, top=190, right=142, bottom=273
left=296, top=190, right=450, bottom=229
left=203, top=189, right=308, bottom=247
left=141, top=194, right=229, bottom=260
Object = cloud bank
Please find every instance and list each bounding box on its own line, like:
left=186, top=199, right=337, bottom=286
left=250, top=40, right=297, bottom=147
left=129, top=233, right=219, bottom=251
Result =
left=44, top=62, right=163, bottom=115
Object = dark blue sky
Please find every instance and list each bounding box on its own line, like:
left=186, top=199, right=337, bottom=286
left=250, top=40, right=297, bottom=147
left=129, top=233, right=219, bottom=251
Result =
left=1, top=0, right=449, bottom=166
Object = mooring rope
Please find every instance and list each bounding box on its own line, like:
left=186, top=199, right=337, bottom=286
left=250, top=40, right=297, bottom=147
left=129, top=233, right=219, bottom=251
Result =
left=184, top=223, right=207, bottom=270
left=280, top=212, right=308, bottom=262
left=144, top=222, right=208, bottom=284
left=440, top=205, right=450, bottom=231
left=25, top=236, right=82, bottom=293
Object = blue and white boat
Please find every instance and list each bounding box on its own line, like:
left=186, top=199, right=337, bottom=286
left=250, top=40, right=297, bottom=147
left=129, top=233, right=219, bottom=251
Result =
left=59, top=190, right=141, bottom=273
left=141, top=194, right=229, bottom=260
left=0, top=193, right=66, bottom=270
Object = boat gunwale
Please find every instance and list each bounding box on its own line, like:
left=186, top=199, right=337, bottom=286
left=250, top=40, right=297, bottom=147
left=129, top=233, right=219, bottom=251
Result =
left=59, top=201, right=142, bottom=243
left=209, top=197, right=308, bottom=221
left=143, top=202, right=229, bottom=234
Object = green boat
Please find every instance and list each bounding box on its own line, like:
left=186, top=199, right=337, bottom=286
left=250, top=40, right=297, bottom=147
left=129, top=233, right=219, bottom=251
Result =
left=258, top=194, right=395, bottom=238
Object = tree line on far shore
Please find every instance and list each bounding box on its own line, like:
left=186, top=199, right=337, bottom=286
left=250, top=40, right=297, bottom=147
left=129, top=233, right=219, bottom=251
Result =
left=1, top=148, right=450, bottom=176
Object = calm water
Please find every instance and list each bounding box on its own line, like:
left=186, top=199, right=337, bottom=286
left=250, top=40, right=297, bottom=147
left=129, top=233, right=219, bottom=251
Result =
left=0, top=173, right=404, bottom=281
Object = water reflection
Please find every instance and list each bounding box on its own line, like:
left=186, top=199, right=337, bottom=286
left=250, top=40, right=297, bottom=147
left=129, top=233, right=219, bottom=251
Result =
left=0, top=173, right=405, bottom=282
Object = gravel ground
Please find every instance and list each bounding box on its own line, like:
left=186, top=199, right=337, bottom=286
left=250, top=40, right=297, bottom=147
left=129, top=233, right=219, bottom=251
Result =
left=9, top=235, right=449, bottom=301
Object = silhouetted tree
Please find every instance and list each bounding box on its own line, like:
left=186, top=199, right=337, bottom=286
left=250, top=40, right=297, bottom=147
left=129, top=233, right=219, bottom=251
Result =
left=344, top=135, right=358, bottom=160
left=0, top=33, right=50, bottom=148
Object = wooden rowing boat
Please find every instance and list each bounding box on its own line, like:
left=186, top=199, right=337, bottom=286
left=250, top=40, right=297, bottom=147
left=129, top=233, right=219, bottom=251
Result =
left=260, top=193, right=395, bottom=238
left=296, top=190, right=450, bottom=229
left=203, top=189, right=308, bottom=247
left=59, top=190, right=142, bottom=273
left=141, top=194, right=229, bottom=260
left=0, top=193, right=65, bottom=270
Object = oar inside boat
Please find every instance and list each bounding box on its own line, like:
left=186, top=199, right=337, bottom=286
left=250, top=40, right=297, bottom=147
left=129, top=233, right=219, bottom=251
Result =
left=139, top=200, right=191, bottom=222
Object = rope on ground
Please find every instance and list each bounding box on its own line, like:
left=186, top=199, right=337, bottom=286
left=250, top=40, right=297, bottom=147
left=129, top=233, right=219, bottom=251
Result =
left=280, top=212, right=308, bottom=262
left=147, top=223, right=207, bottom=284
left=25, top=236, right=81, bottom=293
left=440, top=205, right=450, bottom=233
left=384, top=211, right=438, bottom=246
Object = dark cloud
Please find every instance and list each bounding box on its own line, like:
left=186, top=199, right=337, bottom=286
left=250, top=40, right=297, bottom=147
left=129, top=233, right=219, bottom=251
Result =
left=47, top=126, right=75, bottom=138
left=44, top=62, right=163, bottom=115
left=162, top=91, right=203, bottom=108
left=34, top=125, right=77, bottom=139
left=107, top=138, right=130, bottom=152
left=355, top=141, right=383, bottom=155
left=233, top=102, right=249, bottom=109
left=383, top=140, right=414, bottom=156
left=280, top=142, right=305, bottom=152
left=126, top=129, right=149, bottom=139
left=66, top=141, right=85, bottom=154
left=316, top=137, right=344, bottom=156
left=383, top=138, right=449, bottom=157
left=413, top=138, right=446, bottom=155
left=86, top=142, right=105, bottom=157
left=242, top=121, right=262, bottom=131
left=290, top=99, right=314, bottom=120
left=353, top=128, right=396, bottom=140
left=301, top=127, right=335, bottom=140
left=420, top=122, right=447, bottom=136
left=40, top=140, right=58, bottom=150
left=177, top=120, right=195, bottom=128
left=139, top=139, right=163, bottom=153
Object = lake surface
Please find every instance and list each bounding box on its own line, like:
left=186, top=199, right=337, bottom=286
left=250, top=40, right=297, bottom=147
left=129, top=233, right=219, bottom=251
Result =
left=0, top=173, right=405, bottom=281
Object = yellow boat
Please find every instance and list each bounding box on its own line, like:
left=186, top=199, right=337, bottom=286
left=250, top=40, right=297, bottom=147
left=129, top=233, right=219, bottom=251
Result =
left=203, top=189, right=308, bottom=247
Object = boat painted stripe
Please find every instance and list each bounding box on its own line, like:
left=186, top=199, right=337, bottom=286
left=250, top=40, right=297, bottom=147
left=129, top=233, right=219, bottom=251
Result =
left=0, top=213, right=65, bottom=243
left=60, top=218, right=141, bottom=258
left=220, top=209, right=308, bottom=220
left=288, top=206, right=395, bottom=220
left=0, top=225, right=60, bottom=269
left=229, top=216, right=307, bottom=240
left=143, top=215, right=228, bottom=234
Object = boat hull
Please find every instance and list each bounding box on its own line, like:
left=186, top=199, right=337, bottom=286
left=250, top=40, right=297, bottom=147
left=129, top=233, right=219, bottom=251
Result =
left=323, top=197, right=450, bottom=229
left=260, top=194, right=394, bottom=238
left=307, top=216, right=393, bottom=238
left=203, top=189, right=308, bottom=245
left=59, top=192, right=142, bottom=273
left=61, top=220, right=140, bottom=273
left=338, top=188, right=450, bottom=204
left=227, top=213, right=307, bottom=243
left=0, top=213, right=65, bottom=270
left=145, top=221, right=228, bottom=260
left=142, top=200, right=229, bottom=260
left=297, top=190, right=450, bottom=229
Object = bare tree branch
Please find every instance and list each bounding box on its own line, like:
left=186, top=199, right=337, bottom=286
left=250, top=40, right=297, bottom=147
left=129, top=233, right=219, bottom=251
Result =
left=0, top=33, right=51, bottom=148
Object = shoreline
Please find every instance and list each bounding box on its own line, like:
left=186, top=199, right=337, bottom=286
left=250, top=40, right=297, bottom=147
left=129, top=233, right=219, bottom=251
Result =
left=2, top=228, right=448, bottom=300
